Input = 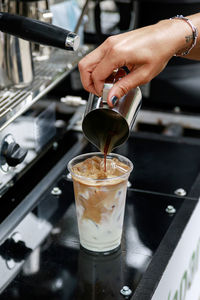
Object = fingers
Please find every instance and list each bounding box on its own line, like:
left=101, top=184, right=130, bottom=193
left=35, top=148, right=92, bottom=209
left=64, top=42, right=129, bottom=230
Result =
left=107, top=66, right=150, bottom=107
left=78, top=47, right=104, bottom=95
left=91, top=39, right=128, bottom=95
left=79, top=36, right=126, bottom=95
left=91, top=56, right=124, bottom=95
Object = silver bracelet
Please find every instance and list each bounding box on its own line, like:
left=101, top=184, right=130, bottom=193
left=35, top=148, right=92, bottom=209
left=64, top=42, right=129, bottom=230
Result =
left=170, top=15, right=198, bottom=56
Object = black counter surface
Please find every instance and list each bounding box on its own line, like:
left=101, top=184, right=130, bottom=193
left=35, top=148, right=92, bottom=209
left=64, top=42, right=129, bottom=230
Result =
left=0, top=131, right=199, bottom=299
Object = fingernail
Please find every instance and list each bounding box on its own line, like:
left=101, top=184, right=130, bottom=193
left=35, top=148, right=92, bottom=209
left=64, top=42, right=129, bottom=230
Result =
left=122, top=66, right=130, bottom=74
left=111, top=96, right=119, bottom=106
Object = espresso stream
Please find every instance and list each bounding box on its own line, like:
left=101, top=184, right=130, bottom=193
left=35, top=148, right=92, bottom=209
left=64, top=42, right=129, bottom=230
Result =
left=102, top=69, right=128, bottom=172
left=103, top=133, right=113, bottom=172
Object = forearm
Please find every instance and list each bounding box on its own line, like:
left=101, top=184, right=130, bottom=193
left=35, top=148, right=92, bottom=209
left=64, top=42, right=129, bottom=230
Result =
left=78, top=12, right=200, bottom=102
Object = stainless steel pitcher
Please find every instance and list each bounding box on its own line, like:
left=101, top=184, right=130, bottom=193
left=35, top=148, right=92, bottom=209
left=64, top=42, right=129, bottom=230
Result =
left=82, top=82, right=142, bottom=154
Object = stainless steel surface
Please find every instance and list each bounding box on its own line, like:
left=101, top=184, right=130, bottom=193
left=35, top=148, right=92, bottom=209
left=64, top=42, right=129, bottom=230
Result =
left=127, top=181, right=132, bottom=188
left=22, top=247, right=41, bottom=275
left=0, top=32, right=12, bottom=88
left=0, top=0, right=8, bottom=12
left=8, top=0, right=53, bottom=21
left=74, top=0, right=90, bottom=34
left=65, top=32, right=80, bottom=51
left=174, top=188, right=187, bottom=197
left=101, top=83, right=142, bottom=128
left=60, top=95, right=86, bottom=106
left=9, top=0, right=53, bottom=60
left=136, top=109, right=200, bottom=130
left=120, top=285, right=132, bottom=297
left=82, top=84, right=142, bottom=152
left=0, top=102, right=56, bottom=195
left=6, top=36, right=34, bottom=87
left=0, top=45, right=92, bottom=131
left=165, top=205, right=176, bottom=215
left=0, top=32, right=33, bottom=89
left=0, top=1, right=10, bottom=87
left=0, top=0, right=34, bottom=88
left=0, top=212, right=52, bottom=292
left=51, top=187, right=62, bottom=196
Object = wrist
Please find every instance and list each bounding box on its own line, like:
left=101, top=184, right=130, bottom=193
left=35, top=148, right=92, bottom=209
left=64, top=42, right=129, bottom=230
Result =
left=169, top=15, right=198, bottom=56
left=156, top=19, right=190, bottom=56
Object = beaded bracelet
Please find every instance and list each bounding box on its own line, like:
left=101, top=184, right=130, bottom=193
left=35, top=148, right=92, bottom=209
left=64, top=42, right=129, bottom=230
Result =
left=170, top=15, right=198, bottom=56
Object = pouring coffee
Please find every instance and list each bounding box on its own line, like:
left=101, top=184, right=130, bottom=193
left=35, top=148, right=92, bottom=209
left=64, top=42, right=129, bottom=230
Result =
left=82, top=68, right=142, bottom=170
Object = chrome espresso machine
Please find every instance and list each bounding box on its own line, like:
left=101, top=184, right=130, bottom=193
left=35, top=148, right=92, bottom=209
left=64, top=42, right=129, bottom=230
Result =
left=1, top=1, right=200, bottom=300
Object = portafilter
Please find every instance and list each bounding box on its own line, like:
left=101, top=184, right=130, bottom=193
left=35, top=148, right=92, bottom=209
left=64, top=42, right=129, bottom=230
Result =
left=0, top=12, right=80, bottom=51
left=0, top=12, right=80, bottom=88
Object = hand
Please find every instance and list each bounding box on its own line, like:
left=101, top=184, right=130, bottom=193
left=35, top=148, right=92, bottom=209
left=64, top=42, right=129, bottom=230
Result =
left=78, top=19, right=190, bottom=106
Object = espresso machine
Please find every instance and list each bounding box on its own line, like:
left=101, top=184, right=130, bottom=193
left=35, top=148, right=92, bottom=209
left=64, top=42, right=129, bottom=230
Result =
left=0, top=1, right=93, bottom=296
left=0, top=1, right=200, bottom=300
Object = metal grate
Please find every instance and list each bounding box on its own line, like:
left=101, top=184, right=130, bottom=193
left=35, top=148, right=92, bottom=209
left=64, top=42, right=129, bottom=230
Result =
left=0, top=45, right=92, bottom=131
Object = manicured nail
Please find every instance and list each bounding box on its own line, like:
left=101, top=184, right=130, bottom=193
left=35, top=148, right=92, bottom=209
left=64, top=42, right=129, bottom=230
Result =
left=111, top=96, right=119, bottom=106
left=122, top=66, right=130, bottom=74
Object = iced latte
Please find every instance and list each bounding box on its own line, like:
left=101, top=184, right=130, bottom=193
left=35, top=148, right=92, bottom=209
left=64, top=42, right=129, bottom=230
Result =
left=68, top=152, right=133, bottom=253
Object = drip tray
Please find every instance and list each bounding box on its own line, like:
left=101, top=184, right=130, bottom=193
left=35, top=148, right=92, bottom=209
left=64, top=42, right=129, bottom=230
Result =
left=0, top=180, right=192, bottom=300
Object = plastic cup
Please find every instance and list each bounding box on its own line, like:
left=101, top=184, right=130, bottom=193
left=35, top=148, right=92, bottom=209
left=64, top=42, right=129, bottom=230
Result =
left=68, top=152, right=133, bottom=254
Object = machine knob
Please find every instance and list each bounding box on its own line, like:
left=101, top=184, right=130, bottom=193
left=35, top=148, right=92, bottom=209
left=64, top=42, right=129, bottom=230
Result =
left=0, top=236, right=32, bottom=263
left=3, top=141, right=28, bottom=167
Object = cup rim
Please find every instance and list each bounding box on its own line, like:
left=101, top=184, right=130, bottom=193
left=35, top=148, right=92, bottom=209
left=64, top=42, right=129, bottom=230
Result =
left=67, top=152, right=133, bottom=182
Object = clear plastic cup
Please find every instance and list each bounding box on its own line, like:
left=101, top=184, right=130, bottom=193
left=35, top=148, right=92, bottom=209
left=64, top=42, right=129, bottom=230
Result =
left=68, top=152, right=133, bottom=254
